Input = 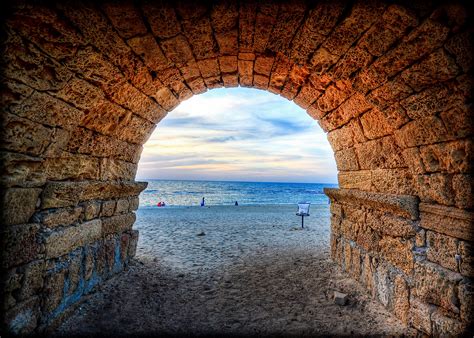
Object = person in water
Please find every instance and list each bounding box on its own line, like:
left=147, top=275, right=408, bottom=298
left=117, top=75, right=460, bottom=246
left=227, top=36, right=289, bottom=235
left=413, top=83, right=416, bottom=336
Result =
left=200, top=197, right=205, bottom=207
left=235, top=201, right=238, bottom=206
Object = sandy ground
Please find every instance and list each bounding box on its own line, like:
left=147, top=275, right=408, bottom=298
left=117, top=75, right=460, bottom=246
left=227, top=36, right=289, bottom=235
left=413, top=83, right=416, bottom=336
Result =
left=54, top=205, right=414, bottom=336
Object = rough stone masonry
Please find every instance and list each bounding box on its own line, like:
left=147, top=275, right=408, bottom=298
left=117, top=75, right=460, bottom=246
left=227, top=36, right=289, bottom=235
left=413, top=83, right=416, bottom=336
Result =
left=0, top=0, right=472, bottom=335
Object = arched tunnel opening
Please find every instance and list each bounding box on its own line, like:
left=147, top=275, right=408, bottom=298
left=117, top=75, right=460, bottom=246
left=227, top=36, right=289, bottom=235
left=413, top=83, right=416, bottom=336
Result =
left=0, top=0, right=472, bottom=335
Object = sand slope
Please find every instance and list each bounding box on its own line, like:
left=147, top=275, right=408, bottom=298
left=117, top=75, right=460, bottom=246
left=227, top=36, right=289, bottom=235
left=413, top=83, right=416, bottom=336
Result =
left=54, top=205, right=413, bottom=336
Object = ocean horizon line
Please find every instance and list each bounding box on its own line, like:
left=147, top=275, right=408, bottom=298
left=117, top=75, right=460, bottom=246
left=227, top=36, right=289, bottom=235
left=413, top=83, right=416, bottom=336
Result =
left=137, top=178, right=339, bottom=185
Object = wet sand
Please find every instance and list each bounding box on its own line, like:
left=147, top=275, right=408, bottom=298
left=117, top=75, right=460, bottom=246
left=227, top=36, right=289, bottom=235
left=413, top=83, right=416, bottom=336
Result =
left=54, top=205, right=413, bottom=336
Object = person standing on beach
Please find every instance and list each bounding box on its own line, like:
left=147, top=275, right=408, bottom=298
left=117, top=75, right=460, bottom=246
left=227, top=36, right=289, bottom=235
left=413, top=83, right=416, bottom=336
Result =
left=201, top=197, right=205, bottom=207
left=235, top=201, right=238, bottom=206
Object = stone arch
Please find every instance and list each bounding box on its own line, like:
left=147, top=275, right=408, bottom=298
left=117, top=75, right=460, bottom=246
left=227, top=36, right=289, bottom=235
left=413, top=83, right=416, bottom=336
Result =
left=1, top=0, right=472, bottom=334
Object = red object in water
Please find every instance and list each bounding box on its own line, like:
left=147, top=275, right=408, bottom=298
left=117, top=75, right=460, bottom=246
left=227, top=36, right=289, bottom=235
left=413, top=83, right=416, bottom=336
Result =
left=157, top=202, right=163, bottom=207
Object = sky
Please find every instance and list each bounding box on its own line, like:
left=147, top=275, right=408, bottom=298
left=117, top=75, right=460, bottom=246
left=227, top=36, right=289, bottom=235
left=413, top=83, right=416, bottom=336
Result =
left=136, top=87, right=337, bottom=183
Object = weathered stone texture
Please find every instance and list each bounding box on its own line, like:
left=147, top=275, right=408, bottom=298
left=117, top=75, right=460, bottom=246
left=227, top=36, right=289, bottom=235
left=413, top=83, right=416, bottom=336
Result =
left=2, top=0, right=473, bottom=334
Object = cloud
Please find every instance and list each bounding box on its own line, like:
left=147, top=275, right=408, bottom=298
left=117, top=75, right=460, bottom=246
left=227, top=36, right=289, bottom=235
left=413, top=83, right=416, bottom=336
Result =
left=136, top=87, right=337, bottom=183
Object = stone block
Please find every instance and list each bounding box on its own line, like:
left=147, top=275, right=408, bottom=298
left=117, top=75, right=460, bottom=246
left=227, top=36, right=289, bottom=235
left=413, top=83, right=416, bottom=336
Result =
left=101, top=213, right=136, bottom=236
left=426, top=231, right=458, bottom=272
left=365, top=211, right=417, bottom=238
left=381, top=104, right=410, bottom=130
left=210, top=1, right=238, bottom=33
left=329, top=46, right=373, bottom=80
left=18, top=260, right=45, bottom=302
left=101, top=2, right=147, bottom=39
left=120, top=233, right=130, bottom=262
left=44, top=155, right=100, bottom=181
left=218, top=55, right=238, bottom=73
left=409, top=297, right=435, bottom=335
left=452, top=174, right=473, bottom=209
left=372, top=19, right=449, bottom=79
left=458, top=241, right=474, bottom=278
left=431, top=309, right=466, bottom=336
left=104, top=236, right=116, bottom=272
left=35, top=206, right=83, bottom=229
left=392, top=274, right=409, bottom=324
left=440, top=105, right=473, bottom=140
left=444, top=30, right=473, bottom=73
left=337, top=170, right=373, bottom=191
left=204, top=76, right=223, bottom=89
left=1, top=223, right=40, bottom=268
left=400, top=48, right=460, bottom=92
left=458, top=281, right=474, bottom=323
left=84, top=244, right=95, bottom=281
left=141, top=3, right=180, bottom=39
left=128, top=197, right=140, bottom=212
left=214, top=30, right=238, bottom=55
left=67, top=250, right=82, bottom=295
left=197, top=58, right=220, bottom=78
left=359, top=108, right=393, bottom=139
left=253, top=74, right=269, bottom=90
left=0, top=152, right=45, bottom=188
left=10, top=91, right=84, bottom=131
left=334, top=148, right=359, bottom=171
left=152, top=86, right=179, bottom=112
left=82, top=201, right=101, bottom=221
left=319, top=92, right=372, bottom=131
left=324, top=188, right=419, bottom=220
left=115, top=199, right=130, bottom=215
left=1, top=188, right=41, bottom=226
left=43, top=268, right=66, bottom=314
left=43, top=219, right=102, bottom=259
left=101, top=200, right=116, bottom=217
left=4, top=296, right=40, bottom=335
left=254, top=55, right=274, bottom=76
left=419, top=203, right=474, bottom=242
left=41, top=181, right=147, bottom=209
left=370, top=168, right=415, bottom=196
left=414, top=174, right=454, bottom=206
left=161, top=35, right=194, bottom=66
left=334, top=291, right=348, bottom=306
left=394, top=116, right=448, bottom=148
left=419, top=140, right=473, bottom=174
left=187, top=77, right=208, bottom=94
left=378, top=236, right=414, bottom=274
left=222, top=73, right=239, bottom=87
left=182, top=16, right=218, bottom=59
left=413, top=260, right=462, bottom=315
left=127, top=34, right=169, bottom=71
left=355, top=136, right=405, bottom=170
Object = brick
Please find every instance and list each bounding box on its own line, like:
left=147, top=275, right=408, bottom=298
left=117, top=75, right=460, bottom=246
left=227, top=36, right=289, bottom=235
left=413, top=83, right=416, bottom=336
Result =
left=440, top=105, right=473, bottom=140
left=160, top=35, right=194, bottom=66
left=329, top=46, right=373, bottom=81
left=115, top=199, right=130, bottom=214
left=43, top=219, right=102, bottom=259
left=319, top=93, right=371, bottom=131
left=44, top=155, right=100, bottom=181
left=310, top=47, right=339, bottom=76
left=366, top=78, right=413, bottom=110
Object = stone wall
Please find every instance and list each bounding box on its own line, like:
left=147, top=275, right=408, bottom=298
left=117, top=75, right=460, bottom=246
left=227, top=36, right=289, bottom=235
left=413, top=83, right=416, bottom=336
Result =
left=1, top=0, right=472, bottom=334
left=326, top=188, right=473, bottom=335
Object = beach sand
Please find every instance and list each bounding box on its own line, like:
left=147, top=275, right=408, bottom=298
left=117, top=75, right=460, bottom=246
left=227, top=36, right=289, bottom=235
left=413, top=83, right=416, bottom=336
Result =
left=54, top=205, right=413, bottom=336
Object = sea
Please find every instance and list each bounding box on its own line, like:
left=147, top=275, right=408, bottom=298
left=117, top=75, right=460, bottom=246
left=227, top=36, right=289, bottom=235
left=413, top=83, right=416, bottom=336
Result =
left=138, top=180, right=338, bottom=208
